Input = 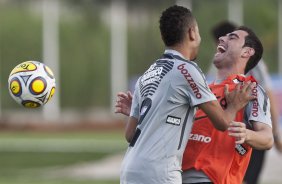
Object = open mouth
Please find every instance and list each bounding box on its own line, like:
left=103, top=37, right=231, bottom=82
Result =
left=217, top=45, right=226, bottom=53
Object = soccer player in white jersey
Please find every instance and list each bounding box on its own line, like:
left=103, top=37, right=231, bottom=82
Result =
left=119, top=5, right=255, bottom=184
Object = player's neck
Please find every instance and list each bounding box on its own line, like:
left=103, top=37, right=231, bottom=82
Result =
left=168, top=44, right=196, bottom=61
left=216, top=67, right=244, bottom=81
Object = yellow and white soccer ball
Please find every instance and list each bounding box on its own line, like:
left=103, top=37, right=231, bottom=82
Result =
left=8, top=61, right=56, bottom=108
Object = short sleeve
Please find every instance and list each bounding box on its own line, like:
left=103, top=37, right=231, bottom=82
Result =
left=176, top=62, right=216, bottom=106
left=130, top=79, right=140, bottom=119
left=244, top=84, right=272, bottom=128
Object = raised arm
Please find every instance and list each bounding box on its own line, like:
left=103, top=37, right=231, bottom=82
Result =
left=114, top=91, right=136, bottom=143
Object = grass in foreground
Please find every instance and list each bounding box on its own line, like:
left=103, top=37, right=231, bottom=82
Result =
left=0, top=130, right=126, bottom=184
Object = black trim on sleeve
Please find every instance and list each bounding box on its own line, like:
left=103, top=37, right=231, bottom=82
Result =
left=257, top=85, right=268, bottom=114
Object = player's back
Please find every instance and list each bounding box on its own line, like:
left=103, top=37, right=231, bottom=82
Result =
left=120, top=50, right=216, bottom=184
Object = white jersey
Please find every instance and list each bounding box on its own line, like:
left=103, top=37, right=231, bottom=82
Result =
left=120, top=49, right=216, bottom=184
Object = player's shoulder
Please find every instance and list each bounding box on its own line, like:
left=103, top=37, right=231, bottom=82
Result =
left=248, top=83, right=269, bottom=107
left=161, top=53, right=206, bottom=83
left=162, top=52, right=198, bottom=68
left=175, top=62, right=200, bottom=76
left=174, top=61, right=206, bottom=84
left=255, top=83, right=268, bottom=97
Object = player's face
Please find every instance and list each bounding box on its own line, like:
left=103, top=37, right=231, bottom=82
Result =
left=213, top=30, right=248, bottom=69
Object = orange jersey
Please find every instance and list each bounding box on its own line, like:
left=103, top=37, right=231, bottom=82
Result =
left=182, top=75, right=257, bottom=184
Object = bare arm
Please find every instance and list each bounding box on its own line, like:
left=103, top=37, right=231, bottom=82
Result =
left=125, top=117, right=138, bottom=143
left=114, top=91, right=136, bottom=143
left=228, top=121, right=273, bottom=150
left=198, top=100, right=236, bottom=131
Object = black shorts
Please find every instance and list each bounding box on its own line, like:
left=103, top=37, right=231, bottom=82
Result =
left=244, top=149, right=266, bottom=184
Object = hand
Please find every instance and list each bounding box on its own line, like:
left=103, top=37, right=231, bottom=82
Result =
left=228, top=121, right=247, bottom=144
left=225, top=81, right=256, bottom=111
left=114, top=91, right=132, bottom=116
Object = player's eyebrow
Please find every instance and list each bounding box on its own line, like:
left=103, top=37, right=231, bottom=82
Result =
left=227, top=33, right=239, bottom=39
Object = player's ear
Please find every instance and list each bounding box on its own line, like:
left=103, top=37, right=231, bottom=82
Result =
left=242, top=47, right=255, bottom=58
left=188, top=27, right=196, bottom=41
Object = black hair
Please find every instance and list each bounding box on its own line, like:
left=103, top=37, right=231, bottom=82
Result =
left=211, top=21, right=237, bottom=40
left=236, top=26, right=263, bottom=74
left=159, top=5, right=195, bottom=47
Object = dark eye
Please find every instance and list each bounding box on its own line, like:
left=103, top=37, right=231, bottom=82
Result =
left=229, top=36, right=236, bottom=40
left=228, top=34, right=239, bottom=40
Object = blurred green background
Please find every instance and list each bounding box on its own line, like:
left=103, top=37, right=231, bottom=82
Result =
left=0, top=0, right=279, bottom=110
left=0, top=0, right=281, bottom=184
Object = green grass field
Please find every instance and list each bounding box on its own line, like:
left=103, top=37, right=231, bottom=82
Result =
left=0, top=130, right=279, bottom=184
left=0, top=130, right=126, bottom=184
